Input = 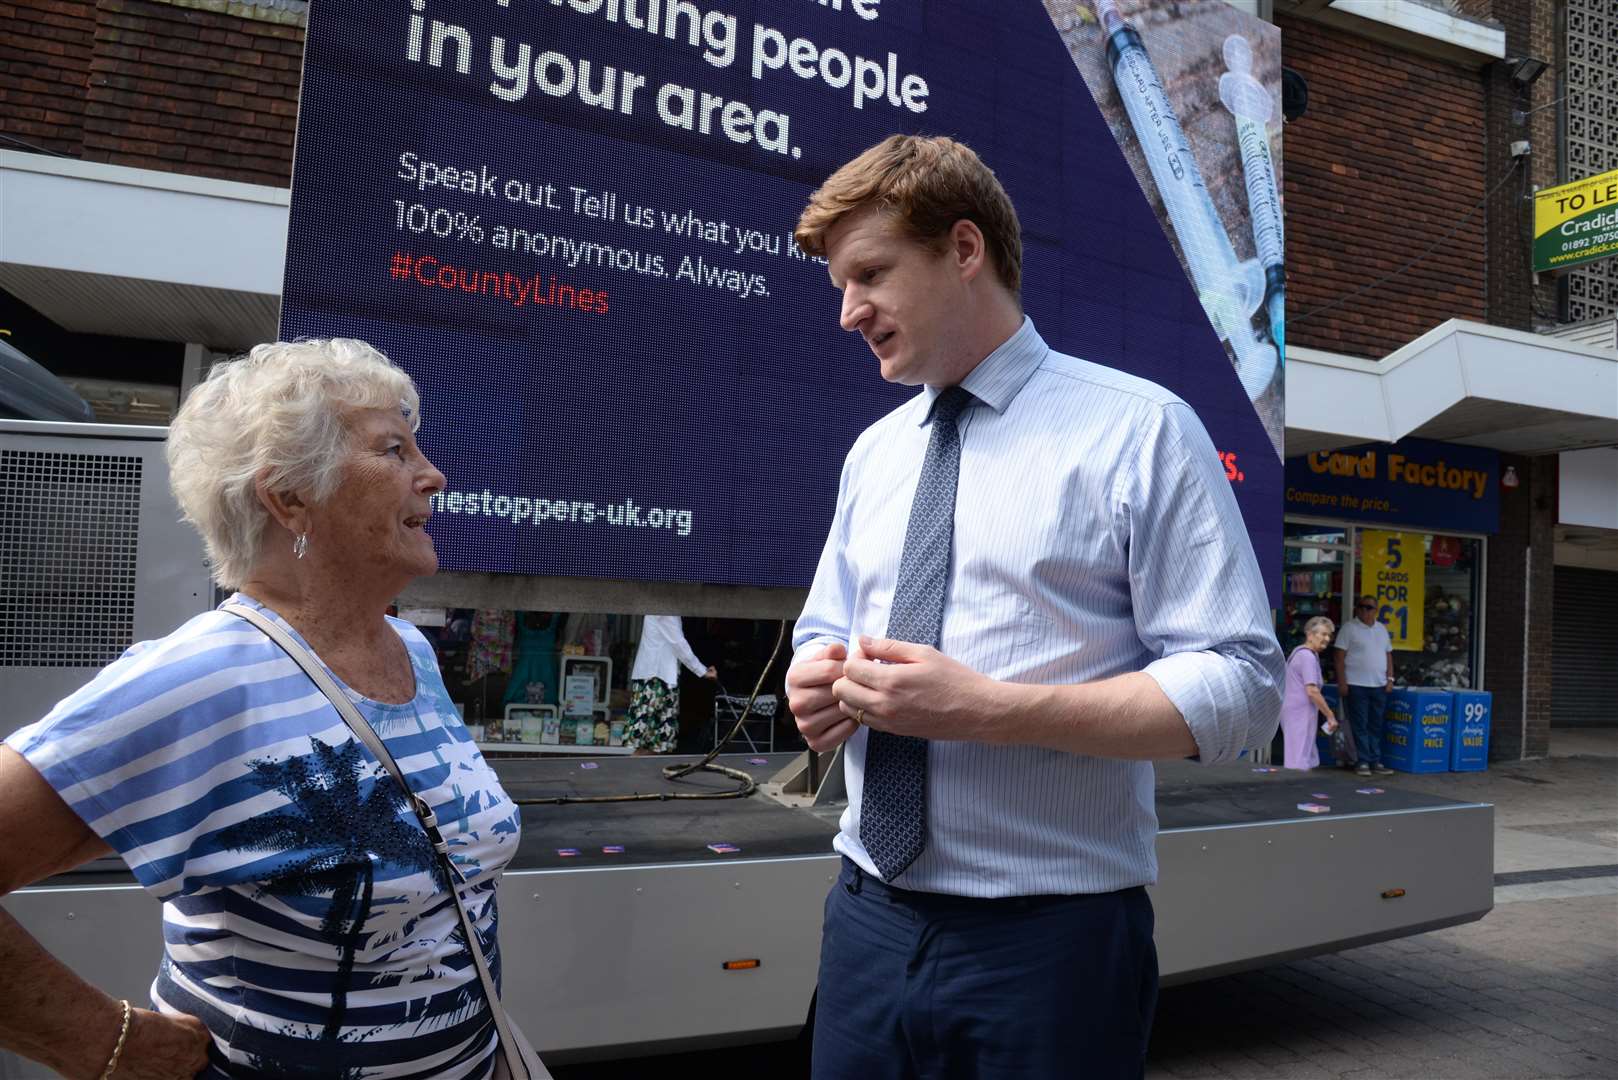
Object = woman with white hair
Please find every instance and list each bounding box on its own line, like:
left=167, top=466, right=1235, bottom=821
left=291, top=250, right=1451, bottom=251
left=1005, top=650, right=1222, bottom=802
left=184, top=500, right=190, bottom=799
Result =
left=0, top=341, right=531, bottom=1078
left=1279, top=616, right=1339, bottom=770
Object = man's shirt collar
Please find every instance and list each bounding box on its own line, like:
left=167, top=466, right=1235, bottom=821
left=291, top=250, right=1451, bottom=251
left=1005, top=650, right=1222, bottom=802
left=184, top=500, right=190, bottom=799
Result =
left=919, top=316, right=1045, bottom=424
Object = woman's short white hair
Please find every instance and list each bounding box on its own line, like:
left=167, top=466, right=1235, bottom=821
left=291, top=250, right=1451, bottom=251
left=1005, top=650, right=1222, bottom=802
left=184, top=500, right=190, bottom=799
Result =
left=167, top=339, right=421, bottom=588
left=1304, top=616, right=1336, bottom=637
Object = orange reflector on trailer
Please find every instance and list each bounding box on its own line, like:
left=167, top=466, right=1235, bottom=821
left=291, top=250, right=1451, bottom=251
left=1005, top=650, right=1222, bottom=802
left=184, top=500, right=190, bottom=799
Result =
left=1381, top=888, right=1406, bottom=899
left=722, top=959, right=761, bottom=971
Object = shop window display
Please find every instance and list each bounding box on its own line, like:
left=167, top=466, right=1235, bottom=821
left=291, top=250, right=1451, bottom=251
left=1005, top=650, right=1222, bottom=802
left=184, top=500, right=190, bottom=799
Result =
left=1279, top=523, right=1348, bottom=655
left=400, top=610, right=633, bottom=746
left=1353, top=533, right=1481, bottom=690
left=1281, top=522, right=1482, bottom=692
left=1406, top=535, right=1480, bottom=689
left=396, top=610, right=798, bottom=753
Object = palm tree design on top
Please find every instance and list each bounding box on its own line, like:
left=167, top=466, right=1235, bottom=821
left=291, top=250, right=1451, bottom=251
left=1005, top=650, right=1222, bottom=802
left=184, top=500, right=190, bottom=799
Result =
left=217, top=738, right=443, bottom=1049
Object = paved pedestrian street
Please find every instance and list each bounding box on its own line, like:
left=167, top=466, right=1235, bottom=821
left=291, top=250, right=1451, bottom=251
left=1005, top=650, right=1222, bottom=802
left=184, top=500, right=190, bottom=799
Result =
left=1144, top=736, right=1618, bottom=1079
left=553, top=734, right=1618, bottom=1080
left=1146, top=892, right=1617, bottom=1079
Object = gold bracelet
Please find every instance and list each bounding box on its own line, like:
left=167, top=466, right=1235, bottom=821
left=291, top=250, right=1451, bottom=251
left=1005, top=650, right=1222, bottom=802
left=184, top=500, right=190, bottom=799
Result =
left=100, top=999, right=132, bottom=1080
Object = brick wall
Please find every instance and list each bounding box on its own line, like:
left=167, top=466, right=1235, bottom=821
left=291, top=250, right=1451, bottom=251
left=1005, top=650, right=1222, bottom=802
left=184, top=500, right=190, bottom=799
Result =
left=0, top=0, right=303, bottom=186
left=1279, top=15, right=1489, bottom=359
left=1478, top=0, right=1543, bottom=332
left=0, top=1, right=97, bottom=156
left=1527, top=0, right=1563, bottom=325
left=1484, top=454, right=1556, bottom=760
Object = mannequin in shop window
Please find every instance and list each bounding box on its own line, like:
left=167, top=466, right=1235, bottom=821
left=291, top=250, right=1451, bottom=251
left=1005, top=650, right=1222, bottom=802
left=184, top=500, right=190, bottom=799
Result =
left=625, top=615, right=717, bottom=754
left=503, top=612, right=560, bottom=707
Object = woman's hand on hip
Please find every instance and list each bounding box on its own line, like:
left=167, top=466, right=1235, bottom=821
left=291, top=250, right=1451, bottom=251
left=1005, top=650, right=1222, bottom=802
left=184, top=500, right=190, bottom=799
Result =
left=106, top=1008, right=212, bottom=1080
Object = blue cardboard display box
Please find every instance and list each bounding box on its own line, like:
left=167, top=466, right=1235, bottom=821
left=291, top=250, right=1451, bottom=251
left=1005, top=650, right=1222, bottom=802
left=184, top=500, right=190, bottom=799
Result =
left=1383, top=688, right=1453, bottom=773
left=1450, top=690, right=1492, bottom=771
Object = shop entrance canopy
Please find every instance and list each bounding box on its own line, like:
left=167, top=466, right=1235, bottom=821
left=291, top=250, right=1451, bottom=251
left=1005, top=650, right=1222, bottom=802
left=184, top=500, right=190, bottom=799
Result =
left=0, top=150, right=283, bottom=351
left=1285, top=319, right=1618, bottom=458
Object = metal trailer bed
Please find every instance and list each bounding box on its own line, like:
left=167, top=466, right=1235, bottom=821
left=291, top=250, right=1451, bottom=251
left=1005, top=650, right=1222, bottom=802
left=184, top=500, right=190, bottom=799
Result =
left=1, top=752, right=1493, bottom=1070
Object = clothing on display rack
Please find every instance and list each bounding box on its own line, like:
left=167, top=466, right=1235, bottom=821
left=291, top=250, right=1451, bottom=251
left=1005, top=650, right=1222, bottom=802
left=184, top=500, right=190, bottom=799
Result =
left=503, top=613, right=561, bottom=706
left=466, top=609, right=515, bottom=683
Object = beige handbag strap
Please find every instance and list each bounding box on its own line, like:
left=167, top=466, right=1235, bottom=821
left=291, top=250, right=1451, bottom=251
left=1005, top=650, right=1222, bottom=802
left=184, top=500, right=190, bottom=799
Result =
left=223, top=602, right=551, bottom=1080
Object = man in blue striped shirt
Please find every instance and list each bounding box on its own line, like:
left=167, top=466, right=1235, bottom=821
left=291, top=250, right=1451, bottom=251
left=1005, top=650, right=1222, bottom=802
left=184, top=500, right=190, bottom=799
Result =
left=786, top=135, right=1283, bottom=1077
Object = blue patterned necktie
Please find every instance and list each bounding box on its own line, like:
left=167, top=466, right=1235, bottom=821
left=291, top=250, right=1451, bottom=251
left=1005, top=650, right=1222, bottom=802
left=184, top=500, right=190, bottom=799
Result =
left=860, top=385, right=975, bottom=882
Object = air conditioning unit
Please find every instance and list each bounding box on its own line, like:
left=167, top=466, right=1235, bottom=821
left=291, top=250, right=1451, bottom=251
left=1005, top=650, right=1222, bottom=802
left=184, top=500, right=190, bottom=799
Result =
left=0, top=419, right=213, bottom=738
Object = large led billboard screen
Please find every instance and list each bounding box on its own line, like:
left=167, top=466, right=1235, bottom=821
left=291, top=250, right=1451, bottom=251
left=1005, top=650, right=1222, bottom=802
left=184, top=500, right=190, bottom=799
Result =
left=282, top=0, right=1284, bottom=593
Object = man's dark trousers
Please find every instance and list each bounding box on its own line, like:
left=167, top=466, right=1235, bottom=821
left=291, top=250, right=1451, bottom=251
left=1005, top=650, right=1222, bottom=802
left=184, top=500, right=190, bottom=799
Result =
left=1345, top=685, right=1388, bottom=767
left=810, top=858, right=1158, bottom=1079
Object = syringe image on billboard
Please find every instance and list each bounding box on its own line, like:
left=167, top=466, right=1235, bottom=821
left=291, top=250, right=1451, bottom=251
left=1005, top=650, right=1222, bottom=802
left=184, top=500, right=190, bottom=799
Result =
left=1050, top=0, right=1286, bottom=455
left=1220, top=33, right=1285, bottom=358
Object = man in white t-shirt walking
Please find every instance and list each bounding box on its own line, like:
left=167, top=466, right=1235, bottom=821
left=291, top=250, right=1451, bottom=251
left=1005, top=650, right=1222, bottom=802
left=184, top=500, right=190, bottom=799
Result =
left=1334, top=595, right=1395, bottom=777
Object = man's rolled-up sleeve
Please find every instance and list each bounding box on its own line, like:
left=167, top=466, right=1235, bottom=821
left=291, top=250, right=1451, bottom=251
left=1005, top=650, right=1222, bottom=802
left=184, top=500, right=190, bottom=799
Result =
left=1122, top=403, right=1284, bottom=765
left=791, top=452, right=858, bottom=670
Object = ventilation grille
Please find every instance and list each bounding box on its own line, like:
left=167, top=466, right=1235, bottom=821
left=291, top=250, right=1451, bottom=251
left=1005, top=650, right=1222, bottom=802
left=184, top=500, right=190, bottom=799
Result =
left=1564, top=0, right=1616, bottom=323
left=0, top=450, right=143, bottom=667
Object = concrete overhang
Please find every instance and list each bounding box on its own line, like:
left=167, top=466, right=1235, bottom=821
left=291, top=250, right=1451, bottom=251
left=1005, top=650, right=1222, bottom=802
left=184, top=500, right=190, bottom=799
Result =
left=1286, top=319, right=1618, bottom=458
left=0, top=150, right=288, bottom=350
left=1278, top=0, right=1507, bottom=67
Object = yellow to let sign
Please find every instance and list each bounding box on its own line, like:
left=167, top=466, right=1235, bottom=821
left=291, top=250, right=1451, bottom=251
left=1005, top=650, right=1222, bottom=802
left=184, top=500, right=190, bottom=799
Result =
left=1534, top=168, right=1618, bottom=272
left=1361, top=530, right=1425, bottom=651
